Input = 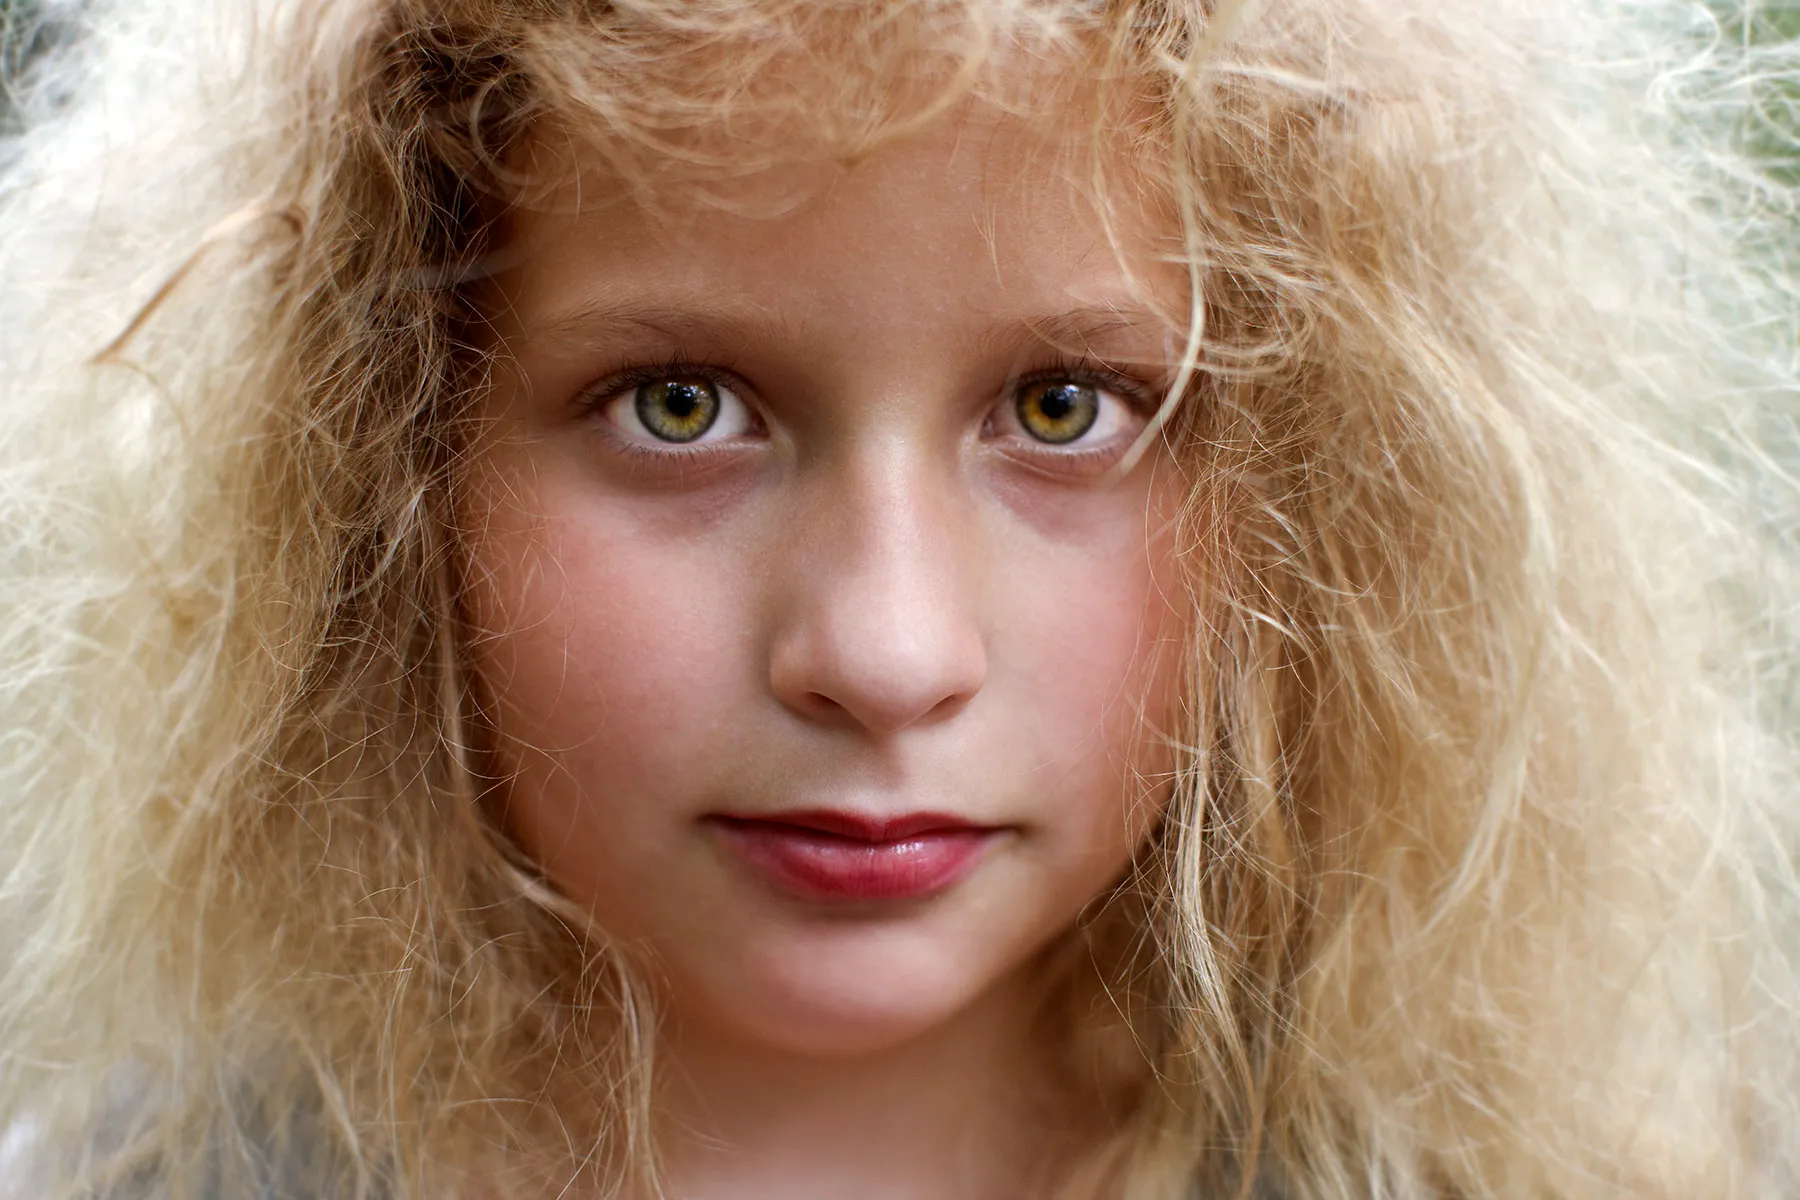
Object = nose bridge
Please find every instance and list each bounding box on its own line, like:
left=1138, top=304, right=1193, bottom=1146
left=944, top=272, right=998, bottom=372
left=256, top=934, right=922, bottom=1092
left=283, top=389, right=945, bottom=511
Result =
left=768, top=437, right=988, bottom=735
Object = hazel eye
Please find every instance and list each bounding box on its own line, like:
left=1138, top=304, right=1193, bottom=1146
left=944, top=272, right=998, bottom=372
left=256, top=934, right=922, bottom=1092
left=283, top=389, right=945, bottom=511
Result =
left=599, top=374, right=757, bottom=447
left=986, top=371, right=1147, bottom=469
left=636, top=378, right=721, bottom=442
left=1016, top=380, right=1100, bottom=444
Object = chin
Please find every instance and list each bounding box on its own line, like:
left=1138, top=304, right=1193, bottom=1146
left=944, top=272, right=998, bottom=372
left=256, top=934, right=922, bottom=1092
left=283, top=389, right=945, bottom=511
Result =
left=667, top=923, right=1028, bottom=1058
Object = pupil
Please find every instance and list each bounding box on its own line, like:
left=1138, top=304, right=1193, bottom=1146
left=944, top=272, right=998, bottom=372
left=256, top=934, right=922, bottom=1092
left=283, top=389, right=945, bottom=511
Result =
left=1039, top=388, right=1076, bottom=420
left=665, top=384, right=698, bottom=418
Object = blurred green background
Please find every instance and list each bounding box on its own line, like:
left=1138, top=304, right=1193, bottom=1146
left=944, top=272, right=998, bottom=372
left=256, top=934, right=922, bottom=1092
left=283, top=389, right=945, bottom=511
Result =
left=1721, top=2, right=1800, bottom=185
left=0, top=0, right=57, bottom=135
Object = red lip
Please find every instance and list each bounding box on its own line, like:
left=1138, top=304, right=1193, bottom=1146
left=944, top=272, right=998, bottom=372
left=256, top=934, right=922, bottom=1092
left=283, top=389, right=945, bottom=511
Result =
left=708, top=810, right=999, bottom=903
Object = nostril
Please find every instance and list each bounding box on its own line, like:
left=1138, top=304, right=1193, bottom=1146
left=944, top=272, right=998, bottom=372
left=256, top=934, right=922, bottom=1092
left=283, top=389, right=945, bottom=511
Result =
left=924, top=689, right=974, bottom=723
left=800, top=691, right=849, bottom=721
left=769, top=620, right=987, bottom=735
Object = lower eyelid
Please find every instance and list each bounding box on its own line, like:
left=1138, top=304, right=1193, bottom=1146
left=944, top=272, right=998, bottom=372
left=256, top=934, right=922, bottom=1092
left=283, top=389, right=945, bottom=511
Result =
left=589, top=423, right=769, bottom=485
left=989, top=442, right=1134, bottom=484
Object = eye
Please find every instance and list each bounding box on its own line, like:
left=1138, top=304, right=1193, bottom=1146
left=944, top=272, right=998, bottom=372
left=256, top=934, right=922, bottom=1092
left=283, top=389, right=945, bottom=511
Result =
left=600, top=374, right=758, bottom=446
left=1016, top=380, right=1100, bottom=444
left=990, top=371, right=1144, bottom=452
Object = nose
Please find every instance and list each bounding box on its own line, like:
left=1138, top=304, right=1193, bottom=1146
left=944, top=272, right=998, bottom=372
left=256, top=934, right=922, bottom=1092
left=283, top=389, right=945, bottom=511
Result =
left=767, top=448, right=987, bottom=736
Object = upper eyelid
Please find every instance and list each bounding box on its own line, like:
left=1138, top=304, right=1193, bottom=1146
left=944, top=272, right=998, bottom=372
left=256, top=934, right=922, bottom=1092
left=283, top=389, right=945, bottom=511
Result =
left=575, top=354, right=1160, bottom=417
left=1007, top=360, right=1161, bottom=414
left=575, top=358, right=755, bottom=414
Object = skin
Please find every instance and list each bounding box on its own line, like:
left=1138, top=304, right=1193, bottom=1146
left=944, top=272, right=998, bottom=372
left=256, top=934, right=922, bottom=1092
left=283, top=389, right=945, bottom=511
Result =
left=462, top=100, right=1188, bottom=1198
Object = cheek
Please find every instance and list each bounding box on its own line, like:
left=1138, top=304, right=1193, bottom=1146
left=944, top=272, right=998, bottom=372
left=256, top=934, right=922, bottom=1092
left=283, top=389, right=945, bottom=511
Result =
left=986, top=486, right=1185, bottom=847
left=458, top=454, right=756, bottom=903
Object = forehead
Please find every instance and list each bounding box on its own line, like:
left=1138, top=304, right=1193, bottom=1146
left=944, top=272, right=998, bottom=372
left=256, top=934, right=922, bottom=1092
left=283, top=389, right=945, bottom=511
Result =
left=491, top=97, right=1184, bottom=356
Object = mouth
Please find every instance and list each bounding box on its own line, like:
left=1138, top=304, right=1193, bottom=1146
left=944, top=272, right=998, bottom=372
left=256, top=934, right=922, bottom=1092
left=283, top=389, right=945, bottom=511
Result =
left=705, top=809, right=1004, bottom=903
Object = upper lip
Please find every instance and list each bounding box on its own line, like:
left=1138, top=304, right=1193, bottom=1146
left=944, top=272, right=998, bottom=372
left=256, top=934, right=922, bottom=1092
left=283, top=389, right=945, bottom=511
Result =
left=708, top=809, right=993, bottom=842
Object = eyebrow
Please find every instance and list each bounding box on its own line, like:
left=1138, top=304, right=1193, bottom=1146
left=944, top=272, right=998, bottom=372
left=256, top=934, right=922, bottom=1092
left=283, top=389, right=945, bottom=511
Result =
left=520, top=298, right=778, bottom=352
left=520, top=297, right=1176, bottom=361
left=1007, top=306, right=1177, bottom=367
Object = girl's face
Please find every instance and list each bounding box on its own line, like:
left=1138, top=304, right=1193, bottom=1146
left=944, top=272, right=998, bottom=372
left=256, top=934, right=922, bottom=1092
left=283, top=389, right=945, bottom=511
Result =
left=464, top=103, right=1186, bottom=1056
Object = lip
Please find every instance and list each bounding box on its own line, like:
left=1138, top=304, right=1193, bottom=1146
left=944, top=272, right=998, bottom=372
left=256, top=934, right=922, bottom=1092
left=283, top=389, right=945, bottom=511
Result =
left=707, top=809, right=1001, bottom=903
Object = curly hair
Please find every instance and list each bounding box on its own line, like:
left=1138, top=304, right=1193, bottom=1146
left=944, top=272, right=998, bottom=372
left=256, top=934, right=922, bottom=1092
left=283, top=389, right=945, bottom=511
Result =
left=0, top=0, right=1795, bottom=1196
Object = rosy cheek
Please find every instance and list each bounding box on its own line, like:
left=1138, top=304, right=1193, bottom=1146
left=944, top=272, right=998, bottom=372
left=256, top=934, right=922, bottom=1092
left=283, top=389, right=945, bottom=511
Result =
left=996, top=486, right=1182, bottom=730
left=1014, top=569, right=1170, bottom=832
left=460, top=455, right=759, bottom=890
left=462, top=463, right=647, bottom=811
left=469, top=459, right=663, bottom=722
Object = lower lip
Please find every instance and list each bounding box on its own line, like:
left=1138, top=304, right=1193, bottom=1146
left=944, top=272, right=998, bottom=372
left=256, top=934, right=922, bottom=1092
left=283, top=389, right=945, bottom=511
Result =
left=709, top=819, right=996, bottom=903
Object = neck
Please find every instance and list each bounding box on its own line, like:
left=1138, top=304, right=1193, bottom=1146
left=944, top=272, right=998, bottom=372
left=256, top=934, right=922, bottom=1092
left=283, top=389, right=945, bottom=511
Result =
left=651, top=967, right=1072, bottom=1200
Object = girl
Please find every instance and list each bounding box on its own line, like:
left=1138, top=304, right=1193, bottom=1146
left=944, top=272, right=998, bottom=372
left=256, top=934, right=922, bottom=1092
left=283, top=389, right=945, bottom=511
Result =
left=0, top=0, right=1796, bottom=1196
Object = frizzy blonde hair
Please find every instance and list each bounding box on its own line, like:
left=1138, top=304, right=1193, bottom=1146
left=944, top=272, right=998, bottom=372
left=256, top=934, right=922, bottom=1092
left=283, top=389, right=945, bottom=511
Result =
left=0, top=0, right=1795, bottom=1196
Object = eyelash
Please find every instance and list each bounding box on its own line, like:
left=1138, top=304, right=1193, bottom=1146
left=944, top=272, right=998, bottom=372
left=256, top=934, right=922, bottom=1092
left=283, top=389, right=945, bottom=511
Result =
left=573, top=355, right=748, bottom=418
left=1004, top=358, right=1157, bottom=415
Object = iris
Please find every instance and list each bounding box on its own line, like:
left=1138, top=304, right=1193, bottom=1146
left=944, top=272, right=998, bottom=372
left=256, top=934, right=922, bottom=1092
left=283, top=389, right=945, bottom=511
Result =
left=1016, top=380, right=1098, bottom=444
left=635, top=378, right=720, bottom=442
